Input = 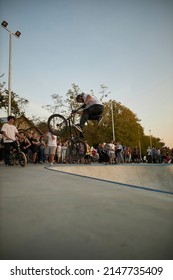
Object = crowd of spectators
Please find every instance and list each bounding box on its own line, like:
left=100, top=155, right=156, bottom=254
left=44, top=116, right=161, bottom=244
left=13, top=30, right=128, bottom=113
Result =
left=0, top=130, right=172, bottom=165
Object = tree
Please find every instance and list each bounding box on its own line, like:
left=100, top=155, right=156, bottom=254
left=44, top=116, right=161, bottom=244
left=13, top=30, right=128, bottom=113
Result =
left=43, top=83, right=82, bottom=126
left=0, top=82, right=29, bottom=116
left=82, top=100, right=146, bottom=148
left=98, top=84, right=111, bottom=101
left=42, top=93, right=64, bottom=115
left=65, top=83, right=81, bottom=111
left=64, top=83, right=83, bottom=125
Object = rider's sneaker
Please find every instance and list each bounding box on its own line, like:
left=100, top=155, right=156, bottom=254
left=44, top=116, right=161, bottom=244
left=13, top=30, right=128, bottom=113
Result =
left=98, top=116, right=103, bottom=126
left=73, top=124, right=83, bottom=133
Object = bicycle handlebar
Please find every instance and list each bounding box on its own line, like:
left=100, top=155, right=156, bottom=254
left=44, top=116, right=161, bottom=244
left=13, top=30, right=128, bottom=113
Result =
left=71, top=105, right=84, bottom=114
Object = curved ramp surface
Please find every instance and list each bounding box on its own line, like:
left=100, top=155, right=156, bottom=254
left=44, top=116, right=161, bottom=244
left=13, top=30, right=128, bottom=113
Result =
left=50, top=164, right=173, bottom=194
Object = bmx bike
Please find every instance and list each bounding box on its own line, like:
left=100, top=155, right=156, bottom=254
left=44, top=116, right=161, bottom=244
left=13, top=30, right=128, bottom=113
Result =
left=9, top=142, right=27, bottom=167
left=47, top=107, right=87, bottom=162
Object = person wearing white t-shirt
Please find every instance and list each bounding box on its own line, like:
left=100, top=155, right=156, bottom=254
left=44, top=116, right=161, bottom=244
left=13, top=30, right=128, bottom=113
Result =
left=56, top=141, right=62, bottom=163
left=1, top=116, right=21, bottom=166
left=109, top=141, right=115, bottom=164
left=47, top=131, right=57, bottom=166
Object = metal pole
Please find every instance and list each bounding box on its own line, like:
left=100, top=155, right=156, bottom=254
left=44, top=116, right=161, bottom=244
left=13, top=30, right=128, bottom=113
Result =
left=1, top=21, right=21, bottom=116
left=138, top=124, right=142, bottom=160
left=8, top=32, right=12, bottom=116
left=149, top=130, right=152, bottom=149
left=111, top=101, right=115, bottom=141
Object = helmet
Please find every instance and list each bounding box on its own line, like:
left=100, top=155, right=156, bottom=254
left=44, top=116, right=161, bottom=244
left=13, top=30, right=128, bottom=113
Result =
left=76, top=93, right=84, bottom=102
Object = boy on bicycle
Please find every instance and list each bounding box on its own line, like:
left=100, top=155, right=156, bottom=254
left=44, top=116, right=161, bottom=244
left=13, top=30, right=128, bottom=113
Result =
left=1, top=116, right=21, bottom=166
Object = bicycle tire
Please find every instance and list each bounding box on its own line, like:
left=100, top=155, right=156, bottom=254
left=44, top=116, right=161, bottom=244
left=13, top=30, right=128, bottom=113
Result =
left=47, top=114, right=68, bottom=136
left=9, top=153, right=15, bottom=166
left=70, top=138, right=87, bottom=162
left=17, top=152, right=27, bottom=167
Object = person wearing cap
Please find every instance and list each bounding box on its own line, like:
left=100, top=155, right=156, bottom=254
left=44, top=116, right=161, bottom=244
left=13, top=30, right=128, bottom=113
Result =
left=73, top=92, right=104, bottom=133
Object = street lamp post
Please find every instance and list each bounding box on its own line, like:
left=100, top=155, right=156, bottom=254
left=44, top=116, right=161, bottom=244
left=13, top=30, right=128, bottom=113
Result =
left=111, top=100, right=115, bottom=141
left=149, top=129, right=152, bottom=149
left=138, top=119, right=142, bottom=161
left=1, top=20, right=21, bottom=116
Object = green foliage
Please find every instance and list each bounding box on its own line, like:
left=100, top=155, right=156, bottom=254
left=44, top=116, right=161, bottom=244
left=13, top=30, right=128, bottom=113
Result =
left=65, top=83, right=81, bottom=110
left=83, top=100, right=145, bottom=148
left=0, top=82, right=29, bottom=116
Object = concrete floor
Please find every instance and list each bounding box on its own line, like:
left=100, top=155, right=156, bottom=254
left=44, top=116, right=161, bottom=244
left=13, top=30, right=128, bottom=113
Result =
left=0, top=163, right=173, bottom=260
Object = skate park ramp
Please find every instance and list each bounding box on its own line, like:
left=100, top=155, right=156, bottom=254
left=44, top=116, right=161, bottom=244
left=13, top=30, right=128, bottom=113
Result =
left=50, top=164, right=173, bottom=194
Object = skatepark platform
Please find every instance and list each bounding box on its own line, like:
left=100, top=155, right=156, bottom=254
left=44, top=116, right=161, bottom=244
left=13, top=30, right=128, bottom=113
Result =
left=0, top=163, right=173, bottom=260
left=49, top=164, right=173, bottom=195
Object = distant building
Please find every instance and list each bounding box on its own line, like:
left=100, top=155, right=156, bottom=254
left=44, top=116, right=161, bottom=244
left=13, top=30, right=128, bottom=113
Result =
left=0, top=115, right=43, bottom=136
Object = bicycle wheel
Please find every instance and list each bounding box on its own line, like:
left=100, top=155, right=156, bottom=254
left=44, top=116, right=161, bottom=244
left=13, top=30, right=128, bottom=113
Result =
left=16, top=152, right=27, bottom=167
left=9, top=152, right=15, bottom=166
left=47, top=114, right=68, bottom=136
left=70, top=139, right=87, bottom=162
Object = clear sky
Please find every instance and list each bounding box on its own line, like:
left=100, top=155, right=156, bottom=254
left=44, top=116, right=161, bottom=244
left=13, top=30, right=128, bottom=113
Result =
left=0, top=0, right=173, bottom=147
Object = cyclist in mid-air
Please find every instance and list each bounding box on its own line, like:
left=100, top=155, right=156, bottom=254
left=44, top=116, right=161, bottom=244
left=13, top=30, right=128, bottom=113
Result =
left=73, top=92, right=104, bottom=134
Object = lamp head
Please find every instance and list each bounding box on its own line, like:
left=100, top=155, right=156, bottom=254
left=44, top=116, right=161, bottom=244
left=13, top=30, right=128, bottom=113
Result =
left=15, top=31, right=21, bottom=38
left=1, top=20, right=8, bottom=28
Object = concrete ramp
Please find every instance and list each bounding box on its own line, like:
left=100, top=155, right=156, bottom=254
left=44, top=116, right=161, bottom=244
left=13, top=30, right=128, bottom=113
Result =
left=50, top=164, right=173, bottom=194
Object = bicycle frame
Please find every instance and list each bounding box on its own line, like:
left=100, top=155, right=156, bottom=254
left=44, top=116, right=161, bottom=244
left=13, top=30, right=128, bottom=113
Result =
left=67, top=117, right=79, bottom=138
left=64, top=106, right=83, bottom=138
